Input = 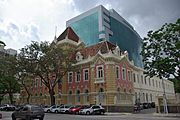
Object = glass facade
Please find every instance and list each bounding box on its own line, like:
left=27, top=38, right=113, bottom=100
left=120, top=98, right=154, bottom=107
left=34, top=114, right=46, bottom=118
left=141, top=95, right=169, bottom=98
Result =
left=109, top=17, right=143, bottom=67
left=67, top=6, right=143, bottom=67
left=68, top=12, right=99, bottom=46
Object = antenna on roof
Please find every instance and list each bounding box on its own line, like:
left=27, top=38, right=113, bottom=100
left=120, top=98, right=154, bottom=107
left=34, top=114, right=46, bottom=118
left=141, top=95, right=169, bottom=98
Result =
left=53, top=26, right=57, bottom=43
left=55, top=26, right=57, bottom=38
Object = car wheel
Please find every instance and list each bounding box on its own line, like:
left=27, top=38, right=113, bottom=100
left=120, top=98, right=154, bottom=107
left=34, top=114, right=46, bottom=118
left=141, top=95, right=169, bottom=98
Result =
left=86, top=111, right=90, bottom=115
left=75, top=111, right=79, bottom=115
left=39, top=116, right=44, bottom=120
left=65, top=110, right=69, bottom=114
left=55, top=110, right=58, bottom=113
left=12, top=114, right=16, bottom=120
left=100, top=111, right=104, bottom=115
left=47, top=109, right=50, bottom=113
left=26, top=115, right=32, bottom=120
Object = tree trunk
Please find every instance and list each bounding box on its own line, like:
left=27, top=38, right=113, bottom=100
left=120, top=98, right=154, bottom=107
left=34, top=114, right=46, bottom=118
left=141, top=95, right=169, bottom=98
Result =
left=24, top=85, right=31, bottom=104
left=27, top=93, right=31, bottom=104
left=49, top=89, right=55, bottom=105
left=0, top=98, right=2, bottom=105
left=0, top=95, right=5, bottom=105
left=8, top=92, right=14, bottom=105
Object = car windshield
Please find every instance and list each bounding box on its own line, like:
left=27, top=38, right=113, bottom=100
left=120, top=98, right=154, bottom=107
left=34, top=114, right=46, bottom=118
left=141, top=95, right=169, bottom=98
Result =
left=84, top=106, right=91, bottom=109
left=31, top=106, right=42, bottom=111
left=65, top=105, right=71, bottom=108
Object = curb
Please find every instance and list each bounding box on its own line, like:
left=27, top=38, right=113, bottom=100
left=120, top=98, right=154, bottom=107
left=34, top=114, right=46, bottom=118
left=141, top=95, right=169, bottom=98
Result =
left=153, top=113, right=180, bottom=117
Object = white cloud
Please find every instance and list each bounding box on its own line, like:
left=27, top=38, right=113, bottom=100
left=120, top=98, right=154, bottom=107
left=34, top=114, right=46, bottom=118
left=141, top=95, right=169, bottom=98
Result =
left=1, top=0, right=179, bottom=50
left=0, top=0, right=79, bottom=50
left=0, top=19, right=40, bottom=50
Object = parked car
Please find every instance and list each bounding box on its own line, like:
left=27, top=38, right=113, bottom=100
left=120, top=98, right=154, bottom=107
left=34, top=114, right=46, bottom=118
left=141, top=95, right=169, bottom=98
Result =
left=50, top=105, right=61, bottom=113
left=79, top=105, right=105, bottom=115
left=43, top=105, right=51, bottom=113
left=69, top=105, right=88, bottom=114
left=0, top=104, right=9, bottom=111
left=43, top=105, right=58, bottom=113
left=11, top=104, right=44, bottom=120
left=0, top=113, right=2, bottom=119
left=143, top=103, right=149, bottom=109
left=3, top=105, right=16, bottom=111
left=59, top=105, right=72, bottom=113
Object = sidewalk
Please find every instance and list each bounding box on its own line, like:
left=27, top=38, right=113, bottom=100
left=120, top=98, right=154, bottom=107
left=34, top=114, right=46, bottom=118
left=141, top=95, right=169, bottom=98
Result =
left=153, top=113, right=180, bottom=117
left=106, top=112, right=180, bottom=118
left=105, top=112, right=132, bottom=115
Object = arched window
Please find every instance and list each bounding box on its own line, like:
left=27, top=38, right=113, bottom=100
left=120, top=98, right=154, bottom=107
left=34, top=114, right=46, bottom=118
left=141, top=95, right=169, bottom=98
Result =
left=146, top=93, right=148, bottom=102
left=150, top=93, right=152, bottom=102
left=116, top=88, right=121, bottom=104
left=76, top=90, right=80, bottom=103
left=68, top=90, right=72, bottom=104
left=97, top=66, right=104, bottom=78
left=143, top=93, right=145, bottom=102
left=98, top=88, right=105, bottom=104
left=116, top=66, right=120, bottom=79
left=84, top=89, right=89, bottom=104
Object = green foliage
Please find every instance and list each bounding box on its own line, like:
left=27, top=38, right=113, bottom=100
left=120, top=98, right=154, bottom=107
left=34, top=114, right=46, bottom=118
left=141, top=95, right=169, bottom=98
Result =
left=0, top=55, right=21, bottom=104
left=171, top=79, right=180, bottom=93
left=141, top=18, right=180, bottom=80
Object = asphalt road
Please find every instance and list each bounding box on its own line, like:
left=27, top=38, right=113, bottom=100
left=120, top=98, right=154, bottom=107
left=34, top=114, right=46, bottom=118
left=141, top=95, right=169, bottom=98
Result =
left=1, top=111, right=180, bottom=120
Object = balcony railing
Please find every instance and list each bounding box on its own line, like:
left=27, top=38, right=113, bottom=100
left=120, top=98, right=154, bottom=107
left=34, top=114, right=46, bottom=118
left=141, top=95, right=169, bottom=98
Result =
left=94, top=77, right=104, bottom=83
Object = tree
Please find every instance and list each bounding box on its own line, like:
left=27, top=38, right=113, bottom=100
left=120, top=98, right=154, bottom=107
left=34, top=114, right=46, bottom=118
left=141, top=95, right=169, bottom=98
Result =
left=141, top=18, right=180, bottom=80
left=0, top=82, right=6, bottom=105
left=0, top=55, right=21, bottom=104
left=20, top=41, right=74, bottom=105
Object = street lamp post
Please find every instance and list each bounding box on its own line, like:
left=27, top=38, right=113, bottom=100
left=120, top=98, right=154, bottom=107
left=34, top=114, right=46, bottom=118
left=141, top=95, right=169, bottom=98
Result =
left=162, top=78, right=168, bottom=114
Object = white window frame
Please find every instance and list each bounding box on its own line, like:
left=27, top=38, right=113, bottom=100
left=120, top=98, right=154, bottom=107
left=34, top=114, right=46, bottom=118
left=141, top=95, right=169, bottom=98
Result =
left=68, top=72, right=73, bottom=83
left=133, top=73, right=136, bottom=82
left=128, top=70, right=131, bottom=81
left=76, top=71, right=81, bottom=82
left=96, top=65, right=104, bottom=78
left=83, top=69, right=89, bottom=81
left=116, top=66, right=120, bottom=79
left=122, top=67, right=126, bottom=80
left=141, top=75, right=143, bottom=84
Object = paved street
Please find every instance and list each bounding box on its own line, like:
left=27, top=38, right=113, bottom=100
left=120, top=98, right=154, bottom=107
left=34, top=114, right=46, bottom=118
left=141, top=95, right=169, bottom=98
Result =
left=1, top=111, right=180, bottom=120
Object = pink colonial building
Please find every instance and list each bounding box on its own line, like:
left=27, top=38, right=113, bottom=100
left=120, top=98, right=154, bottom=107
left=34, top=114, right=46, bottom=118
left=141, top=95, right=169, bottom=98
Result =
left=24, top=27, right=141, bottom=112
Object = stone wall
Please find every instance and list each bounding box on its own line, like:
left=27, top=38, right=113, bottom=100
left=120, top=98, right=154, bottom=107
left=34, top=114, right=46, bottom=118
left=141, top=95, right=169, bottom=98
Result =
left=103, top=105, right=134, bottom=112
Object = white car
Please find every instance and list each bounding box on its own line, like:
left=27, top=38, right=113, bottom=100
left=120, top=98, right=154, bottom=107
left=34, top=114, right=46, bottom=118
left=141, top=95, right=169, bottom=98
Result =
left=79, top=105, right=105, bottom=115
left=59, top=105, right=72, bottom=113
left=50, top=106, right=61, bottom=113
left=43, top=105, right=58, bottom=113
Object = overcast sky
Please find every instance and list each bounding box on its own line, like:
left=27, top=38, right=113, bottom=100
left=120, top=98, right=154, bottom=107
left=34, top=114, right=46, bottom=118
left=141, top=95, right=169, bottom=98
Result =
left=0, top=0, right=179, bottom=50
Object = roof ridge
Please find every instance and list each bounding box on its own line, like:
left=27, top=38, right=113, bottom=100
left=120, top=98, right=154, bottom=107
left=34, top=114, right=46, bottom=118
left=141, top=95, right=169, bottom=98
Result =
left=57, top=27, right=79, bottom=43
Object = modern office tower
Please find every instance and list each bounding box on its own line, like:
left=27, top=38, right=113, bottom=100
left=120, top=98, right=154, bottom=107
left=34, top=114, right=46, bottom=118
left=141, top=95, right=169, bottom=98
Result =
left=66, top=5, right=143, bottom=67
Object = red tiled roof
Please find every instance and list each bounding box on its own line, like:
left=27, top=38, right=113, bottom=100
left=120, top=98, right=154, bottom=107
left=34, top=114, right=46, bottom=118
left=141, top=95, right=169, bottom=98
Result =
left=57, top=27, right=79, bottom=42
left=78, top=41, right=116, bottom=58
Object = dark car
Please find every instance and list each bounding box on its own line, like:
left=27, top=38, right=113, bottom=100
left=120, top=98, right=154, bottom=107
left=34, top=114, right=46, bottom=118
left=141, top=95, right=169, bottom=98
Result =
left=11, top=104, right=44, bottom=120
left=69, top=105, right=88, bottom=114
left=143, top=103, right=149, bottom=109
left=3, top=105, right=16, bottom=111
